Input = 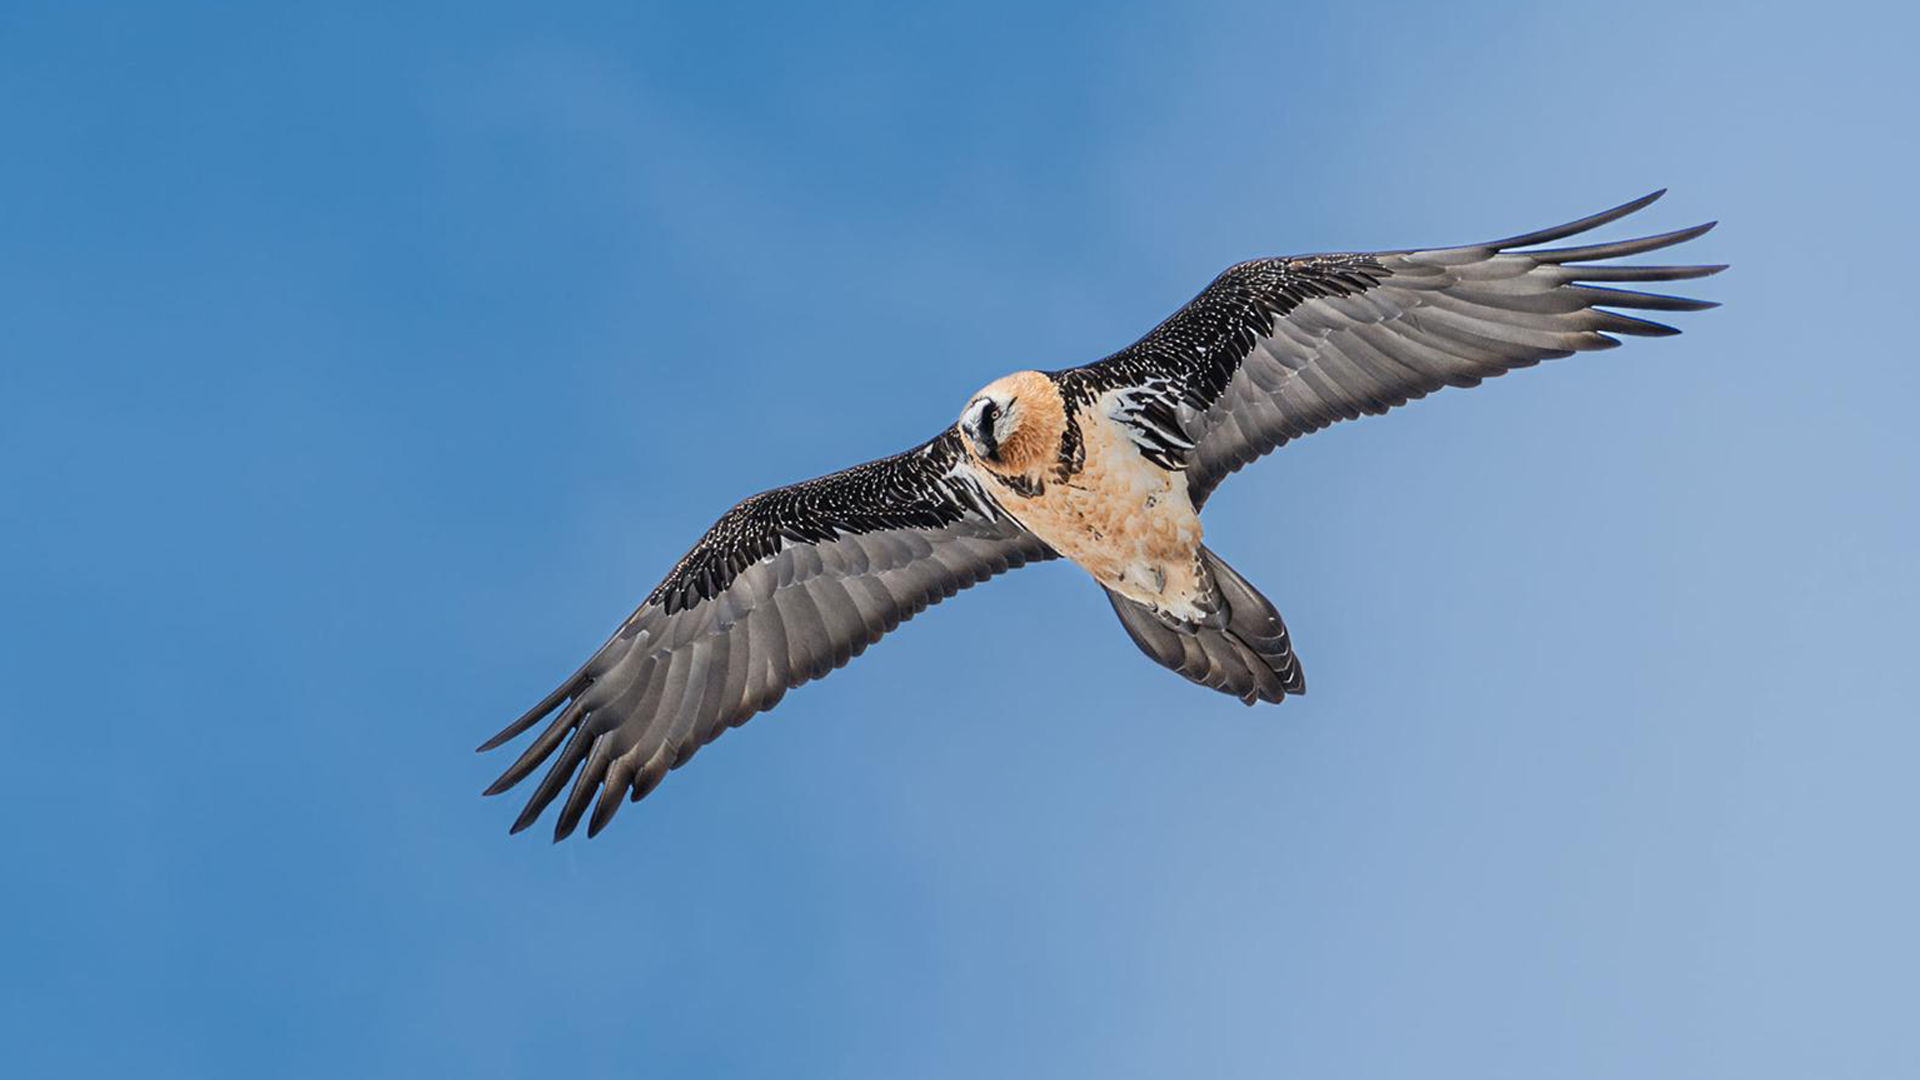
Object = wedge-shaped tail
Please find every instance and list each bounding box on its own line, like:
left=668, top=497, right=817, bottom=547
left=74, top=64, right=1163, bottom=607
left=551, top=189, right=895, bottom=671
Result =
left=1105, top=546, right=1304, bottom=705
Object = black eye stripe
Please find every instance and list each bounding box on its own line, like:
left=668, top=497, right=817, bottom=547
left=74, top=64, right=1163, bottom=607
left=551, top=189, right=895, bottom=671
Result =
left=965, top=399, right=1002, bottom=460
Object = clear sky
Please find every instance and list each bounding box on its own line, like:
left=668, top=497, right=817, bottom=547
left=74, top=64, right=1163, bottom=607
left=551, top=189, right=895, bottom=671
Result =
left=4, top=2, right=1916, bottom=1077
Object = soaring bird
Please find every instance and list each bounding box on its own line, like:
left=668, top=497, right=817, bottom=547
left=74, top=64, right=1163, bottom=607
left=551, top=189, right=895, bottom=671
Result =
left=479, top=191, right=1722, bottom=839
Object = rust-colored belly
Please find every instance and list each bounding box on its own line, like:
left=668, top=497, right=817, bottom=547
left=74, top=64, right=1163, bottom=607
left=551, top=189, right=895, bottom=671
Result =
left=1002, top=414, right=1208, bottom=619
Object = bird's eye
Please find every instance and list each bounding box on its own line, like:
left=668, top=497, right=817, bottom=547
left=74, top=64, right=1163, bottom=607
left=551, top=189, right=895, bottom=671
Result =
left=980, top=400, right=1000, bottom=428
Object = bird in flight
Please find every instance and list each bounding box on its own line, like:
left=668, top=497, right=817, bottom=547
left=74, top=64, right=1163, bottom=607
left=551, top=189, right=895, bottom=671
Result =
left=479, top=191, right=1722, bottom=840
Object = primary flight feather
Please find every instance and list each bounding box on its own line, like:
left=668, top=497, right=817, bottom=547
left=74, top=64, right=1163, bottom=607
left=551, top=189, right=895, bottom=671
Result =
left=479, top=190, right=1723, bottom=840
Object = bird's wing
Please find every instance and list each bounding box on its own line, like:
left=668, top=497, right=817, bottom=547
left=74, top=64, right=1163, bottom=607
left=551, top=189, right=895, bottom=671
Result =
left=478, top=429, right=1054, bottom=840
left=1059, top=191, right=1724, bottom=508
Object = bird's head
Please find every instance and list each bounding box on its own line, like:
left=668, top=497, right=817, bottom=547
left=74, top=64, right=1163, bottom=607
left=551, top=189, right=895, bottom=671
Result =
left=958, top=370, right=1064, bottom=478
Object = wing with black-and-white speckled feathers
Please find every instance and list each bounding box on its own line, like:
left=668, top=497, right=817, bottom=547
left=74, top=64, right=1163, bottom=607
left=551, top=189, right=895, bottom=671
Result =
left=478, top=429, right=1053, bottom=840
left=1056, top=191, right=1724, bottom=508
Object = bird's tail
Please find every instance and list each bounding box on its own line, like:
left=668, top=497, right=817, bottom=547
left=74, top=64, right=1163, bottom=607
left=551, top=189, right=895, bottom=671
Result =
left=1103, top=545, right=1304, bottom=705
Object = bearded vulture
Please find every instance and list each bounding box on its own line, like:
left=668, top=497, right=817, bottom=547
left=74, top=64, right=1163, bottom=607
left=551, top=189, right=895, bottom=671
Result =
left=479, top=190, right=1722, bottom=839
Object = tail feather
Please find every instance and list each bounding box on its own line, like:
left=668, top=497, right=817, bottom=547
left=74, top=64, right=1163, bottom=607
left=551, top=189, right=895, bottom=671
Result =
left=1104, top=546, right=1303, bottom=705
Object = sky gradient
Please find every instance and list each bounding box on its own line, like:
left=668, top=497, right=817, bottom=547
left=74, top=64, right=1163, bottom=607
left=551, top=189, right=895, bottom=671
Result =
left=4, top=2, right=1916, bottom=1077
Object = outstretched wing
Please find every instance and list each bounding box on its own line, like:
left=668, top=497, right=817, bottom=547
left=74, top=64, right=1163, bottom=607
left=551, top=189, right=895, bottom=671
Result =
left=1060, top=191, right=1724, bottom=508
left=478, top=430, right=1054, bottom=840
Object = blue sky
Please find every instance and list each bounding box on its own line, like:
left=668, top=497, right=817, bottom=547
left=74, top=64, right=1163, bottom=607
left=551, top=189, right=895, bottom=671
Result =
left=4, top=1, right=1916, bottom=1076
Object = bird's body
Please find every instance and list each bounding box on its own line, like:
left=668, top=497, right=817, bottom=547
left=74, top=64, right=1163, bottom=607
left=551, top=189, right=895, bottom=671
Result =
left=479, top=191, right=1724, bottom=840
left=961, top=371, right=1210, bottom=620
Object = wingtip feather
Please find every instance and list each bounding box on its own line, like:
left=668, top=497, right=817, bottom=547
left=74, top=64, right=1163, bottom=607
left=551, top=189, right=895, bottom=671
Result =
left=1530, top=221, right=1719, bottom=264
left=476, top=676, right=583, bottom=753
left=1554, top=262, right=1727, bottom=284
left=1485, top=189, right=1668, bottom=250
left=1595, top=311, right=1683, bottom=336
left=586, top=774, right=631, bottom=838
